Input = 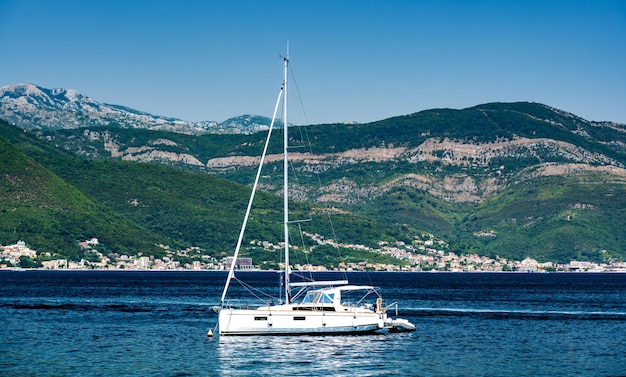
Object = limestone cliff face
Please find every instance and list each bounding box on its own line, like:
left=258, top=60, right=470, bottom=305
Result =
left=204, top=136, right=626, bottom=203
left=59, top=129, right=204, bottom=166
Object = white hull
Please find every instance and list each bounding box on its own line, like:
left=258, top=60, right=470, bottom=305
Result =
left=219, top=306, right=386, bottom=336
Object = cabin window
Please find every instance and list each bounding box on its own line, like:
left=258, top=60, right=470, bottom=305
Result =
left=293, top=316, right=306, bottom=321
left=300, top=291, right=335, bottom=304
left=254, top=316, right=267, bottom=321
left=302, top=292, right=321, bottom=304
left=302, top=292, right=315, bottom=303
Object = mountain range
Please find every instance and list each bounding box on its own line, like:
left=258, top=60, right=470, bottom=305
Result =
left=0, top=83, right=275, bottom=134
left=1, top=84, right=626, bottom=265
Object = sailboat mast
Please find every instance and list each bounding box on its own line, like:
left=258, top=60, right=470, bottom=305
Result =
left=283, top=52, right=290, bottom=305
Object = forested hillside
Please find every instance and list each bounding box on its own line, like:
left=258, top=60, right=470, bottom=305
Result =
left=2, top=101, right=626, bottom=264
left=0, top=119, right=408, bottom=264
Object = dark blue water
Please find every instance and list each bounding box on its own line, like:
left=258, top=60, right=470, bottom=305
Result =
left=1, top=271, right=625, bottom=376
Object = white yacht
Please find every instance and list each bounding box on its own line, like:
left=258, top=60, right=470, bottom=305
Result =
left=215, top=48, right=415, bottom=336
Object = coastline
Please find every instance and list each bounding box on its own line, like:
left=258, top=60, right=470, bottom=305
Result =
left=2, top=267, right=625, bottom=273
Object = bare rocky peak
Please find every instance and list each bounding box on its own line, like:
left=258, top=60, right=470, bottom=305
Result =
left=0, top=84, right=271, bottom=135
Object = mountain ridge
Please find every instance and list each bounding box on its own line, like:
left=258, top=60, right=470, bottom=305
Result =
left=34, top=101, right=625, bottom=204
left=0, top=83, right=274, bottom=135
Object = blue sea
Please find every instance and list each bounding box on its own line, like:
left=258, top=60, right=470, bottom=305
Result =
left=1, top=271, right=625, bottom=376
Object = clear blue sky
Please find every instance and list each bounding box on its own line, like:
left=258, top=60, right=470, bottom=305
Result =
left=1, top=0, right=624, bottom=124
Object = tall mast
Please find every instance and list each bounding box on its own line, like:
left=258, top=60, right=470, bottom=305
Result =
left=283, top=49, right=290, bottom=304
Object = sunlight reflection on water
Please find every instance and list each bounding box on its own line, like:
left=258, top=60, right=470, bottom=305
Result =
left=215, top=334, right=411, bottom=376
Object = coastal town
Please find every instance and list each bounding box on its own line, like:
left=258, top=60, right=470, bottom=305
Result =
left=2, top=235, right=625, bottom=273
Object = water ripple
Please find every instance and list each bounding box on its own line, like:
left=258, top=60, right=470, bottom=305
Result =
left=407, top=307, right=626, bottom=320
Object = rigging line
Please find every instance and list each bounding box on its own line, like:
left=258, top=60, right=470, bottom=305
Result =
left=286, top=152, right=313, bottom=222
left=288, top=62, right=310, bottom=126
left=234, top=277, right=278, bottom=302
left=286, top=62, right=317, bottom=222
left=285, top=144, right=315, bottom=227
left=285, top=88, right=307, bottom=149
left=297, top=115, right=340, bottom=251
left=289, top=220, right=309, bottom=264
left=287, top=63, right=313, bottom=158
left=297, top=121, right=345, bottom=280
left=285, top=224, right=304, bottom=278
left=277, top=246, right=285, bottom=303
left=296, top=222, right=315, bottom=283
left=285, top=220, right=301, bottom=267
left=286, top=98, right=347, bottom=282
left=290, top=61, right=346, bottom=282
left=219, top=83, right=285, bottom=306
left=286, top=120, right=344, bottom=281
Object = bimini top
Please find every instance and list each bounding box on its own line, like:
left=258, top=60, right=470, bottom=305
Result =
left=299, top=285, right=379, bottom=306
left=288, top=280, right=377, bottom=291
left=288, top=280, right=349, bottom=287
left=331, top=285, right=377, bottom=291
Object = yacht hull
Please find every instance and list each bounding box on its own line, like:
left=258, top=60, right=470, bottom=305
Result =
left=219, top=307, right=385, bottom=336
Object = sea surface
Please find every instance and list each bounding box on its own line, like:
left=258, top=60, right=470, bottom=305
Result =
left=0, top=271, right=625, bottom=376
